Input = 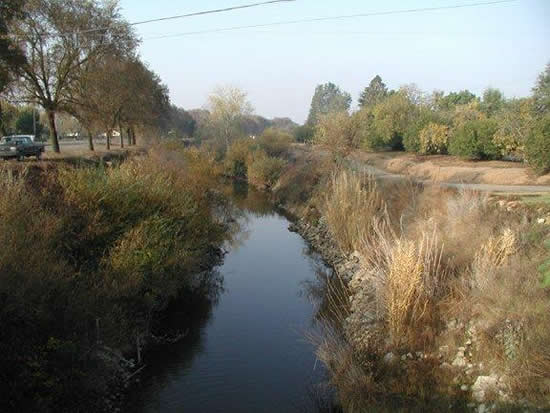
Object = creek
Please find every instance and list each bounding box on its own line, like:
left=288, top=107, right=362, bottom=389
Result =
left=126, top=184, right=331, bottom=412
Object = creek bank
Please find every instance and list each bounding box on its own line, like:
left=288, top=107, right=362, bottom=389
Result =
left=286, top=204, right=544, bottom=412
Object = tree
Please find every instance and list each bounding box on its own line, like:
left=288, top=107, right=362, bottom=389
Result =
left=533, top=63, right=550, bottom=115
left=493, top=98, right=534, bottom=158
left=435, top=90, right=478, bottom=111
left=307, top=82, right=351, bottom=125
left=448, top=119, right=499, bottom=160
left=481, top=87, right=504, bottom=116
left=358, top=75, right=388, bottom=108
left=166, top=105, right=196, bottom=138
left=0, top=0, right=26, bottom=93
left=11, top=0, right=135, bottom=152
left=0, top=0, right=27, bottom=135
left=314, top=112, right=359, bottom=161
left=208, top=85, right=253, bottom=147
left=372, top=92, right=417, bottom=149
left=70, top=55, right=169, bottom=150
left=525, top=114, right=550, bottom=173
left=15, top=107, right=44, bottom=137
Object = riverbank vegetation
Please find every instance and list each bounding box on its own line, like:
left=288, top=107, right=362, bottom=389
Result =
left=0, top=145, right=233, bottom=412
left=271, top=158, right=550, bottom=410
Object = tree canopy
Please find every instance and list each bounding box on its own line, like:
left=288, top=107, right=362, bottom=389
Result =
left=307, top=82, right=351, bottom=125
left=358, top=75, right=388, bottom=108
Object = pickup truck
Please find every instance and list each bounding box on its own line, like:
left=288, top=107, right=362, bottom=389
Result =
left=0, top=136, right=45, bottom=161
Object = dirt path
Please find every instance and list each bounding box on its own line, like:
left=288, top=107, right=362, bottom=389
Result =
left=347, top=159, right=550, bottom=195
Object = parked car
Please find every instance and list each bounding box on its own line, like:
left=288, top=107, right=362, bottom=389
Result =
left=0, top=136, right=45, bottom=161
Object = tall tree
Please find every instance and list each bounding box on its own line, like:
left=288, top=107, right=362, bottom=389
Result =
left=207, top=85, right=253, bottom=147
left=11, top=0, right=135, bottom=152
left=307, top=82, right=351, bottom=125
left=358, top=75, right=388, bottom=108
left=0, top=0, right=27, bottom=134
left=533, top=62, right=550, bottom=115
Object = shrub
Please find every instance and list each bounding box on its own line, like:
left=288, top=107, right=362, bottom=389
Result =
left=256, top=127, right=293, bottom=157
left=294, top=124, right=315, bottom=143
left=224, top=138, right=252, bottom=178
left=448, top=119, right=500, bottom=160
left=525, top=115, right=550, bottom=173
left=314, top=112, right=358, bottom=161
left=418, top=123, right=449, bottom=154
left=247, top=150, right=287, bottom=188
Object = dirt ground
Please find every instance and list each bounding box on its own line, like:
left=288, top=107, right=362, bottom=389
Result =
left=351, top=151, right=550, bottom=186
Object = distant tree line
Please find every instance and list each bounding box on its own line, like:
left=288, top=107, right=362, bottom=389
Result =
left=305, top=64, right=550, bottom=172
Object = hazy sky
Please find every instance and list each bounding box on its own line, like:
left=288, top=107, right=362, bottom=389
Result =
left=118, top=0, right=550, bottom=123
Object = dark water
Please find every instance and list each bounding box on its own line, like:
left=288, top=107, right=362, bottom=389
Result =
left=126, top=186, right=328, bottom=413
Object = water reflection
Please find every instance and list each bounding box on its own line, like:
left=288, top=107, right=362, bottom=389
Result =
left=128, top=184, right=330, bottom=413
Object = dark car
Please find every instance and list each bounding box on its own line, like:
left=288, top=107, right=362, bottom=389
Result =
left=0, top=136, right=45, bottom=161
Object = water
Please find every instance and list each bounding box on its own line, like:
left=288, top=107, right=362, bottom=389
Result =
left=127, top=186, right=329, bottom=413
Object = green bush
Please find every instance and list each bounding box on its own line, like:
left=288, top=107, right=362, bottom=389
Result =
left=257, top=127, right=293, bottom=157
left=525, top=115, right=550, bottom=174
left=247, top=151, right=287, bottom=188
left=448, top=119, right=500, bottom=160
left=294, top=124, right=315, bottom=143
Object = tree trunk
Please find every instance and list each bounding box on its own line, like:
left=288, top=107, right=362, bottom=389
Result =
left=119, top=121, right=124, bottom=149
left=47, top=109, right=60, bottom=153
left=126, top=127, right=132, bottom=146
left=131, top=127, right=136, bottom=145
left=87, top=128, right=94, bottom=151
left=106, top=130, right=111, bottom=150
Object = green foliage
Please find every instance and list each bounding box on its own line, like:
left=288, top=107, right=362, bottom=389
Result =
left=493, top=98, right=534, bottom=158
left=15, top=107, right=44, bottom=136
left=481, top=87, right=504, bottom=116
left=418, top=123, right=449, bottom=154
left=294, top=124, right=315, bottom=143
left=247, top=150, right=287, bottom=188
left=435, top=89, right=478, bottom=110
left=533, top=63, right=550, bottom=115
left=402, top=107, right=445, bottom=153
left=358, top=75, right=388, bottom=108
left=0, top=149, right=229, bottom=411
left=256, top=127, right=293, bottom=157
left=307, top=82, right=351, bottom=125
left=525, top=115, right=550, bottom=173
left=448, top=119, right=500, bottom=160
left=314, top=112, right=359, bottom=160
left=372, top=92, right=417, bottom=150
left=224, top=139, right=252, bottom=178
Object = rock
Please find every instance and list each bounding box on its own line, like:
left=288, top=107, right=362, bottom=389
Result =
left=472, top=376, right=499, bottom=402
left=461, top=384, right=469, bottom=391
left=407, top=352, right=414, bottom=359
left=383, top=352, right=396, bottom=365
left=537, top=218, right=546, bottom=224
left=452, top=353, right=467, bottom=367
left=466, top=339, right=472, bottom=346
left=401, top=354, right=407, bottom=361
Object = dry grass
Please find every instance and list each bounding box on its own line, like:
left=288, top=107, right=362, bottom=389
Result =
left=311, top=165, right=550, bottom=408
left=323, top=170, right=385, bottom=253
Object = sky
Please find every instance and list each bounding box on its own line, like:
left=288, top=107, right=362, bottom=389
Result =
left=118, top=0, right=550, bottom=123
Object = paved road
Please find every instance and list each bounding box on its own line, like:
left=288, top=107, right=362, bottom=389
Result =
left=347, top=159, right=550, bottom=195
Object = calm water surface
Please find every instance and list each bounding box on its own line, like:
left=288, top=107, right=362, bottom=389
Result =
left=127, top=187, right=328, bottom=412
